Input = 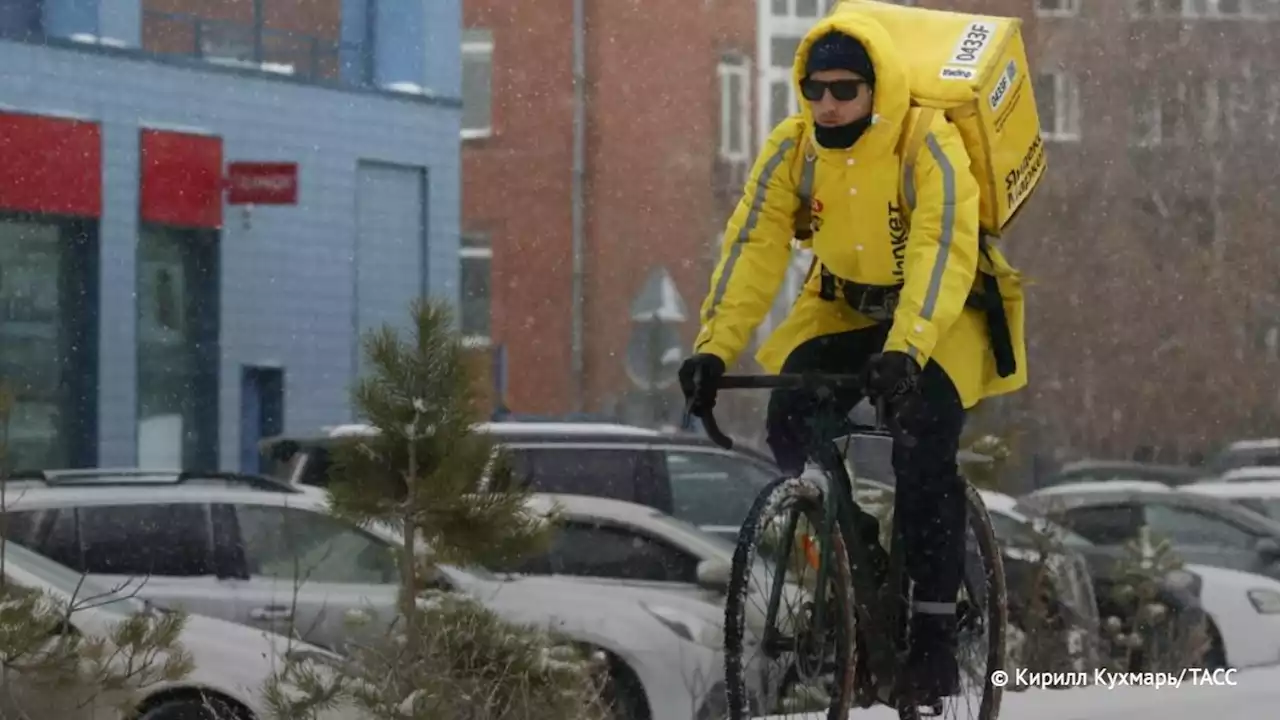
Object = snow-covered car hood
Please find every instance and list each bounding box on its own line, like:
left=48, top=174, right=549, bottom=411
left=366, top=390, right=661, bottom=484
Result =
left=460, top=573, right=722, bottom=623
left=1184, top=562, right=1280, bottom=590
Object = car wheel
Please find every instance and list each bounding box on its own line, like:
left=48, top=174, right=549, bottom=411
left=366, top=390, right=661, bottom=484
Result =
left=1203, top=619, right=1228, bottom=670
left=601, top=656, right=650, bottom=720
left=137, top=694, right=248, bottom=720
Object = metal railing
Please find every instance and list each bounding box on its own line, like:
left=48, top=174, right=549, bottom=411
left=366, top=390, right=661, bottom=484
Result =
left=141, top=10, right=368, bottom=85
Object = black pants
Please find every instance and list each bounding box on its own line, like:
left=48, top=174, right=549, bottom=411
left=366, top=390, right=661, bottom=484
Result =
left=765, top=326, right=967, bottom=609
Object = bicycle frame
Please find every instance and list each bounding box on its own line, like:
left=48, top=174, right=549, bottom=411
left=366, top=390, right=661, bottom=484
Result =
left=691, top=371, right=914, bottom=702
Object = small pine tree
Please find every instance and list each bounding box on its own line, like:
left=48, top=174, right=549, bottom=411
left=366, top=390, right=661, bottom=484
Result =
left=263, top=299, right=607, bottom=720
left=1099, top=526, right=1209, bottom=673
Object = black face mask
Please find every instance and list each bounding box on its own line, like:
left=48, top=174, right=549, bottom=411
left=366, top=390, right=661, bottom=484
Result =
left=814, top=114, right=874, bottom=150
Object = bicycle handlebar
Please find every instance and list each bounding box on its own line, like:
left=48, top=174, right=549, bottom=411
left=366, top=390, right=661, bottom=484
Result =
left=682, top=371, right=916, bottom=451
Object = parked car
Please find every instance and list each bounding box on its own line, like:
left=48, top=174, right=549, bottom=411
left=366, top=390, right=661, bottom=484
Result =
left=0, top=469, right=736, bottom=720
left=1182, top=479, right=1280, bottom=523
left=1195, top=467, right=1280, bottom=486
left=502, top=493, right=739, bottom=605
left=263, top=421, right=783, bottom=541
left=0, top=534, right=357, bottom=720
left=1038, top=460, right=1201, bottom=489
left=1204, top=438, right=1280, bottom=475
left=1179, top=563, right=1280, bottom=668
left=1018, top=481, right=1280, bottom=582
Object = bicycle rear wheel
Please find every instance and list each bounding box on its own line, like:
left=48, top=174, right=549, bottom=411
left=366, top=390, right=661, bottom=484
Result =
left=724, top=475, right=855, bottom=720
left=897, top=481, right=1008, bottom=720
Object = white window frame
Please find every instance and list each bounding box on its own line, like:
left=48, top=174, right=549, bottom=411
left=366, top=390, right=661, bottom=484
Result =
left=461, top=30, right=494, bottom=141
left=1039, top=71, right=1082, bottom=142
left=718, top=55, right=753, bottom=163
left=757, top=3, right=811, bottom=150
left=1129, top=0, right=1276, bottom=17
left=1035, top=0, right=1080, bottom=16
left=459, top=234, right=493, bottom=347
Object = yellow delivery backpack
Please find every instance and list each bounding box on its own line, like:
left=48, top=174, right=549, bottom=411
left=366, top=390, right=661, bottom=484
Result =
left=830, top=0, right=1046, bottom=237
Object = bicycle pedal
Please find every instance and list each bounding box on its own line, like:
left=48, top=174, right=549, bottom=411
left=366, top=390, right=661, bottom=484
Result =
left=918, top=701, right=945, bottom=717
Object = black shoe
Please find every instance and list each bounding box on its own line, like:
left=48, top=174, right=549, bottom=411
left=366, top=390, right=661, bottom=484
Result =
left=901, top=612, right=960, bottom=704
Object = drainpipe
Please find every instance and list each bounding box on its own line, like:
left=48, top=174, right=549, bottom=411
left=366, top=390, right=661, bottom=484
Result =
left=570, top=0, right=587, bottom=412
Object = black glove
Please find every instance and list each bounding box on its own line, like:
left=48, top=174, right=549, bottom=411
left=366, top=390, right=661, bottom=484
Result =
left=678, top=354, right=726, bottom=418
left=863, top=351, right=923, bottom=431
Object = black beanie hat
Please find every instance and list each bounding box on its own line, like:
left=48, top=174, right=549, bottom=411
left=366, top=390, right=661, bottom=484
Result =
left=805, top=31, right=876, bottom=87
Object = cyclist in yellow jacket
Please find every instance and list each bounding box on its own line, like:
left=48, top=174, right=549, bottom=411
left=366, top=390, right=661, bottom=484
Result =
left=679, top=12, right=1027, bottom=704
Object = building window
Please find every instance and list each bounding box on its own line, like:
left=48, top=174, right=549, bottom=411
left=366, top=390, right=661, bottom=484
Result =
left=1131, top=84, right=1161, bottom=146
left=1129, top=0, right=1274, bottom=16
left=462, top=29, right=494, bottom=140
left=460, top=233, right=492, bottom=345
left=136, top=225, right=219, bottom=470
left=1202, top=77, right=1244, bottom=141
left=718, top=54, right=752, bottom=163
left=140, top=8, right=346, bottom=82
left=1160, top=81, right=1189, bottom=145
left=1035, top=71, right=1081, bottom=142
left=1036, top=0, right=1080, bottom=15
left=0, top=215, right=98, bottom=469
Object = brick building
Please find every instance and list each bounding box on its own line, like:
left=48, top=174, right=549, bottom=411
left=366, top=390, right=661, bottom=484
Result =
left=1005, top=0, right=1280, bottom=469
left=0, top=0, right=462, bottom=471
left=462, top=0, right=1280, bottom=464
left=461, top=0, right=757, bottom=424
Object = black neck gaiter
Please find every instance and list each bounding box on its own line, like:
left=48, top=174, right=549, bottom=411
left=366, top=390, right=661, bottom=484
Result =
left=815, top=115, right=874, bottom=150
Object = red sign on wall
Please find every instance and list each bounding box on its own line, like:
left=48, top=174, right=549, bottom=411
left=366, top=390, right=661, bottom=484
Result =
left=225, top=162, right=299, bottom=205
left=140, top=129, right=224, bottom=229
left=0, top=112, right=102, bottom=217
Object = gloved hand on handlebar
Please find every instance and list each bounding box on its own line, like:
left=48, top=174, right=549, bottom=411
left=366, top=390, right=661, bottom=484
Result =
left=863, top=351, right=923, bottom=429
left=678, top=353, right=726, bottom=418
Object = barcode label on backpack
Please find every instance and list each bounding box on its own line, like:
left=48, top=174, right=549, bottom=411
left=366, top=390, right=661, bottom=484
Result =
left=988, top=60, right=1018, bottom=111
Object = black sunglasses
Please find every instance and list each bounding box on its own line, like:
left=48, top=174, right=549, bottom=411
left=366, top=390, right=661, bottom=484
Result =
left=800, top=78, right=869, bottom=102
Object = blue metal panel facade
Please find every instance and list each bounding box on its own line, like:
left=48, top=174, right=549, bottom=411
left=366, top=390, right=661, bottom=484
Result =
left=0, top=38, right=462, bottom=469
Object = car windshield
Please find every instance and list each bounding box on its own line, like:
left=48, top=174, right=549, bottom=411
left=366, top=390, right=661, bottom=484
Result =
left=1231, top=497, right=1280, bottom=524
left=1, top=540, right=146, bottom=617
left=1028, top=517, right=1094, bottom=548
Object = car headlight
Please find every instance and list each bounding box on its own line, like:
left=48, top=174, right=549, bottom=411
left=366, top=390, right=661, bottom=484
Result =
left=640, top=602, right=723, bottom=650
left=1247, top=589, right=1280, bottom=614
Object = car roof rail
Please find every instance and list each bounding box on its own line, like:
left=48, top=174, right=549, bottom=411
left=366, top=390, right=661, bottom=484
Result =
left=0, top=468, right=297, bottom=493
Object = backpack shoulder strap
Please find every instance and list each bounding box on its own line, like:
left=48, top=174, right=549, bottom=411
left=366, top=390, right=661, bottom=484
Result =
left=793, top=124, right=817, bottom=242
left=897, top=106, right=938, bottom=216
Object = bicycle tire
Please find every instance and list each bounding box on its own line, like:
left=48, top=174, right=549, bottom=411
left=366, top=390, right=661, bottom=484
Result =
left=897, top=481, right=1008, bottom=720
left=724, top=475, right=855, bottom=720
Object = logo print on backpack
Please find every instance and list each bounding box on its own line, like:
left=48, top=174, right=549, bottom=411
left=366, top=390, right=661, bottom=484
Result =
left=939, top=66, right=976, bottom=81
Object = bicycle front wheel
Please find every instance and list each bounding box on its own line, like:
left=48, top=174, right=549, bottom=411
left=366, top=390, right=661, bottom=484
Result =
left=724, top=475, right=855, bottom=720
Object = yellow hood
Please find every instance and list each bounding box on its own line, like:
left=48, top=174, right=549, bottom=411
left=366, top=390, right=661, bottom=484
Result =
left=792, top=10, right=911, bottom=158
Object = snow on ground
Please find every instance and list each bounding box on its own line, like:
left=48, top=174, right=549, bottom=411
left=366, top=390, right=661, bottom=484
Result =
left=758, top=664, right=1280, bottom=720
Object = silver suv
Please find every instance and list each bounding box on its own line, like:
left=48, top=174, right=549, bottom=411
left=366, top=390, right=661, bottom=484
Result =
left=264, top=421, right=784, bottom=541
left=0, top=469, right=735, bottom=720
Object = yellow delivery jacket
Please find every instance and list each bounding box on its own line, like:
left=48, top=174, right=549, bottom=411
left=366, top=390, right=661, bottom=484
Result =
left=692, top=11, right=1027, bottom=410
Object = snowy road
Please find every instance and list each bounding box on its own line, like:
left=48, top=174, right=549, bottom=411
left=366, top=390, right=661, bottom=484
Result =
left=759, top=664, right=1280, bottom=720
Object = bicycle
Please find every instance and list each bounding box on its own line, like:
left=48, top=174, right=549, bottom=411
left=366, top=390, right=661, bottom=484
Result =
left=684, top=372, right=1007, bottom=720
